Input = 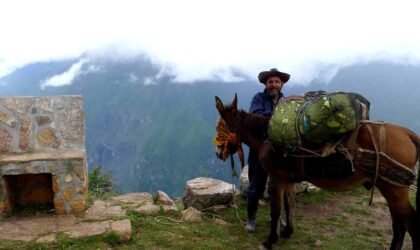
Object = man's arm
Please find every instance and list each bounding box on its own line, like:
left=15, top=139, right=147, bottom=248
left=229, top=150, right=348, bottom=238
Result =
left=249, top=94, right=272, bottom=117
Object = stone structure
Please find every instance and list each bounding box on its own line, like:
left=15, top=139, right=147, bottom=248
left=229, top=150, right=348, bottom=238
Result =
left=0, top=96, right=87, bottom=216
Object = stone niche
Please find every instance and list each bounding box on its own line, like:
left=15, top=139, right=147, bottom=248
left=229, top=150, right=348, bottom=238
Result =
left=0, top=96, right=87, bottom=216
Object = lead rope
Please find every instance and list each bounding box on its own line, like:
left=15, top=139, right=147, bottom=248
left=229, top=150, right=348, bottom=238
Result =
left=230, top=153, right=238, bottom=177
left=231, top=174, right=245, bottom=223
left=155, top=207, right=226, bottom=225
left=366, top=123, right=385, bottom=205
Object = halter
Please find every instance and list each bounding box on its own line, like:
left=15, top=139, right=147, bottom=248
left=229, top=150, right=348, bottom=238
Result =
left=212, top=118, right=245, bottom=176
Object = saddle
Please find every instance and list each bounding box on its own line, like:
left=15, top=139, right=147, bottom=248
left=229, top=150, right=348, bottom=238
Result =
left=294, top=120, right=416, bottom=187
left=345, top=120, right=416, bottom=187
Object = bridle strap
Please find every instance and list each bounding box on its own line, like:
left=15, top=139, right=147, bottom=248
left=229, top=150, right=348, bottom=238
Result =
left=213, top=119, right=245, bottom=176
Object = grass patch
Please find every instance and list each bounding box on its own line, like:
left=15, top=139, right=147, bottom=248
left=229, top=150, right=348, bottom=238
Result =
left=295, top=189, right=337, bottom=205
left=340, top=203, right=372, bottom=216
left=104, top=231, right=120, bottom=246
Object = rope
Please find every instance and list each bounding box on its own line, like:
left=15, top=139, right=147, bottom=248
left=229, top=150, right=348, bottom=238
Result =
left=154, top=215, right=184, bottom=225
left=154, top=206, right=227, bottom=226
left=294, top=100, right=310, bottom=147
left=230, top=174, right=245, bottom=224
left=366, top=124, right=381, bottom=206
left=288, top=136, right=346, bottom=160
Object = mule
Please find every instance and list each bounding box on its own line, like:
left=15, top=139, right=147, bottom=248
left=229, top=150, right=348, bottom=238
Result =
left=214, top=94, right=420, bottom=250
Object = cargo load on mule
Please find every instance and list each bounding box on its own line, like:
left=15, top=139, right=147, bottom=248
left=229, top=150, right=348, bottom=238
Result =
left=268, top=90, right=370, bottom=152
left=267, top=91, right=416, bottom=188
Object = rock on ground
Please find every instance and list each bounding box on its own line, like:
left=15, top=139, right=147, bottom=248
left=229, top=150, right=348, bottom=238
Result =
left=181, top=207, right=202, bottom=222
left=113, top=192, right=160, bottom=215
left=112, top=192, right=153, bottom=205
left=134, top=203, right=160, bottom=215
left=182, top=177, right=237, bottom=210
left=156, top=190, right=178, bottom=213
left=85, top=200, right=125, bottom=219
left=0, top=213, right=131, bottom=243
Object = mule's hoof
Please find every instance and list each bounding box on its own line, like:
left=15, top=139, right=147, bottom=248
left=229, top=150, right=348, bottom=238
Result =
left=262, top=240, right=272, bottom=250
left=269, top=233, right=279, bottom=244
left=280, top=228, right=292, bottom=238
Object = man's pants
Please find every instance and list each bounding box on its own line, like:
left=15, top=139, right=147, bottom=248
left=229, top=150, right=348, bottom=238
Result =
left=246, top=150, right=268, bottom=219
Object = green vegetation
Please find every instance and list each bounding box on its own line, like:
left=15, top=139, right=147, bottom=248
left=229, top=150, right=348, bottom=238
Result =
left=340, top=203, right=372, bottom=216
left=88, top=165, right=117, bottom=200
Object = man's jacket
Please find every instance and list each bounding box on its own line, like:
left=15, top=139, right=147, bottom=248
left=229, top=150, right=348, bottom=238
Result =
left=249, top=89, right=284, bottom=117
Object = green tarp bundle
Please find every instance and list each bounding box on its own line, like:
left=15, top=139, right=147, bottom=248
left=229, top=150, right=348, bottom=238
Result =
left=268, top=91, right=370, bottom=151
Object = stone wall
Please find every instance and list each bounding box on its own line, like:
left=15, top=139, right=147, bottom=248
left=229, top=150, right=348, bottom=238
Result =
left=0, top=96, right=87, bottom=215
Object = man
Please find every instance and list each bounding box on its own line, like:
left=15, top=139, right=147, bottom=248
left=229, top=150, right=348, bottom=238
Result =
left=246, top=68, right=290, bottom=232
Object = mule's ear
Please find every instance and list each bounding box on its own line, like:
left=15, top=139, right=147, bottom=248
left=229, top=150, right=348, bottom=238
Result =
left=215, top=96, right=224, bottom=115
left=232, top=93, right=238, bottom=109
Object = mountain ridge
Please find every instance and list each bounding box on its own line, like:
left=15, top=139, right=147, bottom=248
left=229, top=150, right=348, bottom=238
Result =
left=1, top=57, right=419, bottom=195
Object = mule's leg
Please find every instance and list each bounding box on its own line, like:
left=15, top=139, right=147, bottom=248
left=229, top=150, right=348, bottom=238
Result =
left=281, top=183, right=296, bottom=238
left=379, top=185, right=418, bottom=250
left=415, top=154, right=420, bottom=250
left=259, top=143, right=283, bottom=250
left=389, top=215, right=407, bottom=250
left=263, top=174, right=286, bottom=250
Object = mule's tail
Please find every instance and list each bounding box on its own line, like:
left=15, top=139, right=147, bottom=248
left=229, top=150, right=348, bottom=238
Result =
left=411, top=133, right=420, bottom=218
left=416, top=138, right=419, bottom=217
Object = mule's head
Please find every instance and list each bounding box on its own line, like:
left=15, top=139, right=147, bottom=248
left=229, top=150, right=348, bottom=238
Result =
left=215, top=94, right=238, bottom=131
left=213, top=94, right=242, bottom=161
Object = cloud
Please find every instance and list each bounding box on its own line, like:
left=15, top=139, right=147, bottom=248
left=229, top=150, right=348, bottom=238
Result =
left=2, top=0, right=420, bottom=84
left=143, top=77, right=156, bottom=85
left=40, top=59, right=88, bottom=89
left=128, top=73, right=138, bottom=83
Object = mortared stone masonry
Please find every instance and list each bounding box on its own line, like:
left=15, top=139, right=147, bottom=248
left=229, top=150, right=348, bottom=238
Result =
left=0, top=96, right=87, bottom=216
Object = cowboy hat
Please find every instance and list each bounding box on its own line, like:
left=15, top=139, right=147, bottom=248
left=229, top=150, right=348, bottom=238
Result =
left=258, top=68, right=290, bottom=84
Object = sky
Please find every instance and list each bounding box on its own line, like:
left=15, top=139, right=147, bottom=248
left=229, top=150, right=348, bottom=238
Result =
left=1, top=0, right=420, bottom=84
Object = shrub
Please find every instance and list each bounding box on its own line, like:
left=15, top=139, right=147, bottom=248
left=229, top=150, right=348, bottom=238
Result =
left=88, top=165, right=117, bottom=198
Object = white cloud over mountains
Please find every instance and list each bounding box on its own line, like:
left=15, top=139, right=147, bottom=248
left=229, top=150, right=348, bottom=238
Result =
left=40, top=59, right=101, bottom=88
left=1, top=0, right=420, bottom=84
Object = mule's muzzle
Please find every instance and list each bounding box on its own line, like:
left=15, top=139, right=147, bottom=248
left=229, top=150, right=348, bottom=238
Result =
left=215, top=145, right=224, bottom=160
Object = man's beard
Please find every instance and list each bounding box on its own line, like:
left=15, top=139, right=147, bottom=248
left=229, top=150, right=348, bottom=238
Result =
left=269, top=90, right=279, bottom=98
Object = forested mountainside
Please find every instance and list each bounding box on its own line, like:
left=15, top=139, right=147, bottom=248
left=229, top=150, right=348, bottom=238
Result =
left=1, top=57, right=418, bottom=195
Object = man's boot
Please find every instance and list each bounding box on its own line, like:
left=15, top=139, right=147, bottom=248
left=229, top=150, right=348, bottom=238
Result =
left=245, top=218, right=256, bottom=232
left=245, top=199, right=258, bottom=232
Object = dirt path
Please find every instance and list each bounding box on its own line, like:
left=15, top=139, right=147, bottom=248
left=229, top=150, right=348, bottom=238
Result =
left=293, top=190, right=414, bottom=249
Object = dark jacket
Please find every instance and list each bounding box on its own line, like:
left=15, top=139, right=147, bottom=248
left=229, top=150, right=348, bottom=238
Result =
left=249, top=89, right=284, bottom=117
